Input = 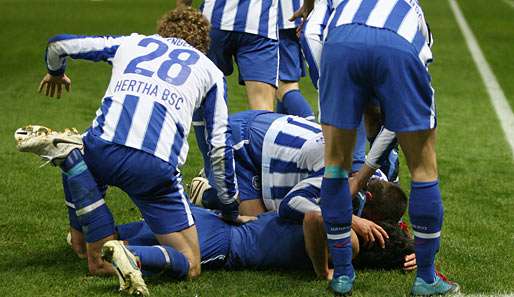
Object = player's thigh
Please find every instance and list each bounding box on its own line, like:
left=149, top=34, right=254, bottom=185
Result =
left=207, top=28, right=235, bottom=76
left=397, top=129, right=438, bottom=182
left=278, top=29, right=305, bottom=85
left=321, top=124, right=357, bottom=170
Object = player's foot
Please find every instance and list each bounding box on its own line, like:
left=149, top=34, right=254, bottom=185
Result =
left=410, top=272, right=460, bottom=296
left=14, top=125, right=83, bottom=166
left=330, top=274, right=355, bottom=296
left=101, top=240, right=149, bottom=297
left=189, top=176, right=211, bottom=206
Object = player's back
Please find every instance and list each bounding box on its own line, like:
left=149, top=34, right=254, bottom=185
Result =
left=90, top=33, right=224, bottom=168
left=226, top=212, right=310, bottom=269
left=261, top=115, right=324, bottom=210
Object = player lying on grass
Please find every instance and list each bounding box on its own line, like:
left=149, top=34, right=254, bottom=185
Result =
left=98, top=205, right=416, bottom=295
left=192, top=110, right=398, bottom=247
left=20, top=7, right=252, bottom=292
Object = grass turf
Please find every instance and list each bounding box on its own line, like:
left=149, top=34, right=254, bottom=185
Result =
left=0, top=0, right=513, bottom=296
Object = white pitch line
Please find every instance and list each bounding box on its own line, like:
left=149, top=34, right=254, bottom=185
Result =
left=502, top=0, right=514, bottom=9
left=449, top=0, right=514, bottom=159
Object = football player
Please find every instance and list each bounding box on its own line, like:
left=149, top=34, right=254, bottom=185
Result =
left=98, top=197, right=416, bottom=294
left=19, top=8, right=249, bottom=294
left=294, top=0, right=459, bottom=295
left=275, top=0, right=315, bottom=120
left=177, top=0, right=279, bottom=111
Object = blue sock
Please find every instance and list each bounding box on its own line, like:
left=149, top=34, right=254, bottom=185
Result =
left=276, top=100, right=286, bottom=114
left=409, top=180, right=444, bottom=283
left=128, top=245, right=189, bottom=279
left=282, top=89, right=314, bottom=120
left=62, top=174, right=82, bottom=231
left=63, top=155, right=114, bottom=243
left=320, top=171, right=354, bottom=279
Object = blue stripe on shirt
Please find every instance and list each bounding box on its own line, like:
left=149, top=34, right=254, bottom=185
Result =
left=286, top=117, right=322, bottom=133
left=329, top=0, right=350, bottom=30
left=168, top=123, right=185, bottom=168
left=69, top=45, right=119, bottom=62
left=271, top=186, right=293, bottom=200
left=141, top=102, right=167, bottom=154
left=269, top=158, right=311, bottom=174
left=94, top=97, right=113, bottom=135
left=412, top=30, right=426, bottom=54
left=383, top=0, right=412, bottom=32
left=351, top=0, right=378, bottom=23
left=234, top=0, right=250, bottom=32
left=113, top=95, right=139, bottom=145
left=274, top=131, right=307, bottom=148
left=211, top=0, right=227, bottom=29
left=259, top=0, right=272, bottom=38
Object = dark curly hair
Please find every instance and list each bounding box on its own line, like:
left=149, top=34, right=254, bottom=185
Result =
left=361, top=180, right=407, bottom=223
left=156, top=7, right=210, bottom=54
left=353, top=221, right=414, bottom=270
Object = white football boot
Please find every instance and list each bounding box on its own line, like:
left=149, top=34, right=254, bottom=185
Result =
left=14, top=125, right=83, bottom=166
left=101, top=240, right=149, bottom=296
left=188, top=176, right=211, bottom=206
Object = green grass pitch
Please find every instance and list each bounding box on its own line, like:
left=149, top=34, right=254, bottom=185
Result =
left=1, top=0, right=513, bottom=296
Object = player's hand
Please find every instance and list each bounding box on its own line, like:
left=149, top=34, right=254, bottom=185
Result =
left=289, top=1, right=314, bottom=23
left=403, top=253, right=417, bottom=271
left=235, top=215, right=257, bottom=224
left=38, top=73, right=71, bottom=98
left=352, top=216, right=389, bottom=248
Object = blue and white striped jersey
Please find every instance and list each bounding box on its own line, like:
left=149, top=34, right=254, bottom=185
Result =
left=201, top=0, right=279, bottom=40
left=327, top=0, right=433, bottom=65
left=261, top=115, right=324, bottom=210
left=278, top=0, right=303, bottom=29
left=303, top=0, right=332, bottom=38
left=45, top=33, right=238, bottom=205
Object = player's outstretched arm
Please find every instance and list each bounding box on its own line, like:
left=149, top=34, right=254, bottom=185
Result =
left=303, top=211, right=331, bottom=280
left=41, top=34, right=126, bottom=98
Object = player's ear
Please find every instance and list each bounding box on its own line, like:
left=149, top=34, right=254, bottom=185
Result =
left=365, top=191, right=373, bottom=201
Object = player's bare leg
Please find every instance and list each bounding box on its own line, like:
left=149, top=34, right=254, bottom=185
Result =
left=245, top=80, right=275, bottom=111
left=320, top=125, right=356, bottom=296
left=155, top=225, right=202, bottom=279
left=397, top=129, right=459, bottom=295
left=86, top=235, right=117, bottom=275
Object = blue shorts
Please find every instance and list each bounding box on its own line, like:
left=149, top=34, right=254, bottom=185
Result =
left=118, top=207, right=230, bottom=268
left=226, top=212, right=310, bottom=269
left=229, top=111, right=283, bottom=201
left=279, top=29, right=306, bottom=82
left=319, top=24, right=436, bottom=132
left=82, top=132, right=194, bottom=235
left=208, top=28, right=279, bottom=87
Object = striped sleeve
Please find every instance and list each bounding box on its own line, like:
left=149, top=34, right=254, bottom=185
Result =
left=278, top=176, right=321, bottom=222
left=365, top=127, right=397, bottom=170
left=45, top=34, right=127, bottom=76
left=202, top=76, right=238, bottom=206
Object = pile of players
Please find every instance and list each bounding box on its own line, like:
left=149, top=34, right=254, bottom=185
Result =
left=15, top=0, right=460, bottom=296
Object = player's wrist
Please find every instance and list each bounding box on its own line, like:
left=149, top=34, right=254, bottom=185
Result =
left=221, top=200, right=239, bottom=222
